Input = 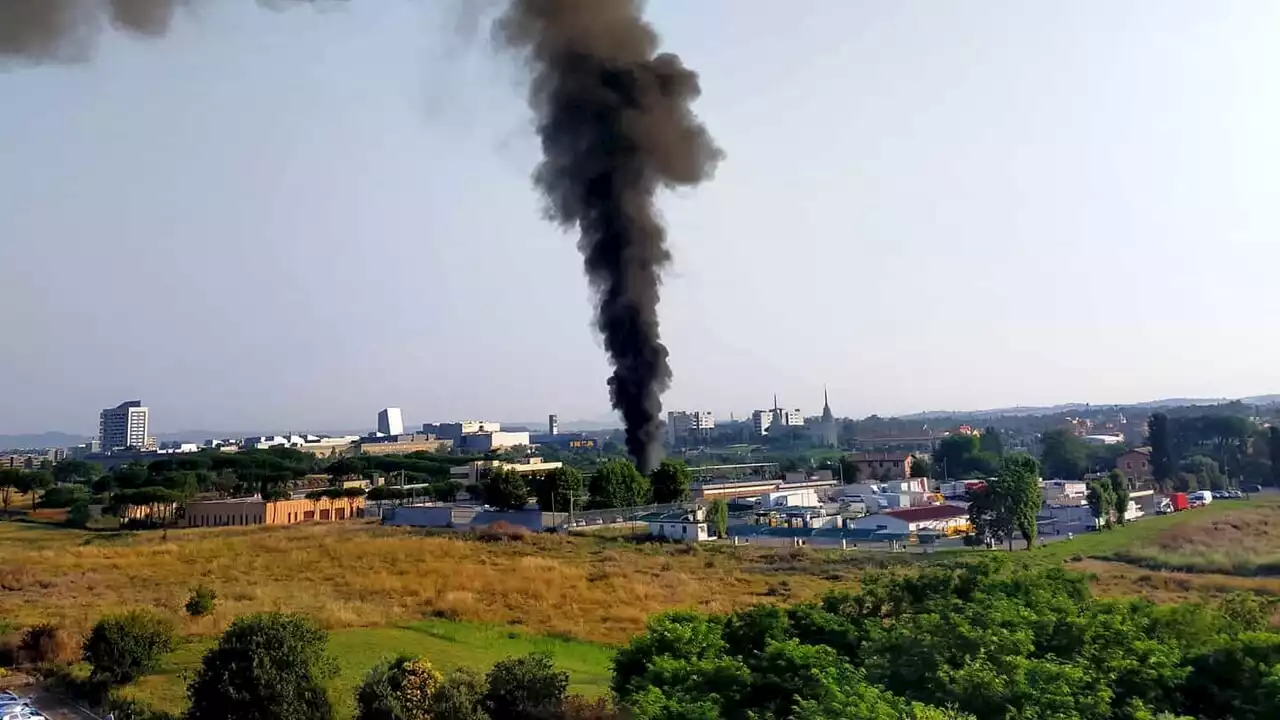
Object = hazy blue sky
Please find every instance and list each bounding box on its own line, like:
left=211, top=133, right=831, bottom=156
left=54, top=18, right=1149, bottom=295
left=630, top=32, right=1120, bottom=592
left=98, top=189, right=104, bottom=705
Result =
left=2, top=1, right=1278, bottom=434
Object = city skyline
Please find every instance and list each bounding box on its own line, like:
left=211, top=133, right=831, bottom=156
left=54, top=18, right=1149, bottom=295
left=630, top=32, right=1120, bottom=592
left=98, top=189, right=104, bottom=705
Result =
left=4, top=387, right=1278, bottom=440
left=3, top=2, right=1278, bottom=434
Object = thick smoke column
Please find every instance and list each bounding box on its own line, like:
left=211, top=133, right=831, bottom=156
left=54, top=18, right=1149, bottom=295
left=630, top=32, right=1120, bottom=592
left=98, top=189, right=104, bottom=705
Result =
left=496, top=0, right=722, bottom=473
left=0, top=0, right=178, bottom=61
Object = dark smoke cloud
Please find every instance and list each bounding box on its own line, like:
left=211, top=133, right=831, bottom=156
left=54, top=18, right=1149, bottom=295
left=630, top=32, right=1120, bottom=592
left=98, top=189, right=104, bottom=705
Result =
left=495, top=0, right=723, bottom=473
left=0, top=0, right=176, bottom=61
left=0, top=0, right=338, bottom=63
left=0, top=0, right=720, bottom=473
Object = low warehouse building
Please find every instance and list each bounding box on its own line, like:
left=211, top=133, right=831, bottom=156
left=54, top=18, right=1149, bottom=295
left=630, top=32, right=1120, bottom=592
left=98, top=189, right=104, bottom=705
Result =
left=849, top=504, right=970, bottom=536
left=184, top=495, right=366, bottom=528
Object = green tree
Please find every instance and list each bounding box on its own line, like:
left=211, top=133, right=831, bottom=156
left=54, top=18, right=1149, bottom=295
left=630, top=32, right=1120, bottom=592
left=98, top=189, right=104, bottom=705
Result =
left=1180, top=455, right=1226, bottom=491
left=20, top=469, right=55, bottom=509
left=355, top=654, right=442, bottom=720
left=534, top=466, right=587, bottom=513
left=65, top=501, right=92, bottom=528
left=430, top=480, right=464, bottom=504
left=1039, top=429, right=1088, bottom=480
left=186, top=585, right=218, bottom=617
left=707, top=498, right=729, bottom=539
left=588, top=459, right=651, bottom=510
left=932, top=434, right=1001, bottom=480
left=53, top=459, right=96, bottom=485
left=484, top=652, right=569, bottom=720
left=83, top=610, right=176, bottom=685
left=979, top=427, right=1004, bottom=457
left=427, top=668, right=489, bottom=720
left=1108, top=469, right=1130, bottom=525
left=1149, top=413, right=1175, bottom=488
left=649, top=459, right=692, bottom=504
left=1269, top=426, right=1280, bottom=487
left=186, top=612, right=336, bottom=720
left=1086, top=479, right=1113, bottom=530
left=909, top=456, right=932, bottom=479
left=37, top=483, right=89, bottom=509
left=480, top=467, right=531, bottom=511
left=971, top=455, right=1041, bottom=550
left=0, top=468, right=23, bottom=515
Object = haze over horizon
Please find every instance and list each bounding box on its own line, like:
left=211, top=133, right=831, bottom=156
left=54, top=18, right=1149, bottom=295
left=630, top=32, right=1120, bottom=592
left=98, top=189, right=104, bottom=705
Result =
left=3, top=1, right=1278, bottom=436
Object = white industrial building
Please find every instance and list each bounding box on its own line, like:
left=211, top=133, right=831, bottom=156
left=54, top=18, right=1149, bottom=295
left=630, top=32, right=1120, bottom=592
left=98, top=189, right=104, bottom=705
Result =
left=849, top=505, right=970, bottom=535
left=648, top=507, right=712, bottom=543
left=377, top=408, right=404, bottom=436
left=99, top=400, right=150, bottom=451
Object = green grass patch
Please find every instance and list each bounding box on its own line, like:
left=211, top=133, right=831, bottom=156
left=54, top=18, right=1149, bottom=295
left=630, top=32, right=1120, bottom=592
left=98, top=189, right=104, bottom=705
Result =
left=121, top=619, right=615, bottom=719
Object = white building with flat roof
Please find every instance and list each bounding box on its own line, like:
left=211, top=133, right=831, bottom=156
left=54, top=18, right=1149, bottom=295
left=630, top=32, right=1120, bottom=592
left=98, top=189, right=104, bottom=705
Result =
left=99, top=400, right=149, bottom=451
left=377, top=408, right=404, bottom=436
left=668, top=410, right=715, bottom=447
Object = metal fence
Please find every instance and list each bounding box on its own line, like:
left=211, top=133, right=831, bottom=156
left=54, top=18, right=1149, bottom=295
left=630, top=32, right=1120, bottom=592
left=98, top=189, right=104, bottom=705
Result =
left=557, top=502, right=691, bottom=531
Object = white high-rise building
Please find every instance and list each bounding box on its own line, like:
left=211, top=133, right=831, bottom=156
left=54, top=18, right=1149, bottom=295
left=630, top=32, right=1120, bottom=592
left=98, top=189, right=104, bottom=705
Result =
left=99, top=401, right=149, bottom=450
left=667, top=411, right=715, bottom=447
left=377, top=408, right=404, bottom=436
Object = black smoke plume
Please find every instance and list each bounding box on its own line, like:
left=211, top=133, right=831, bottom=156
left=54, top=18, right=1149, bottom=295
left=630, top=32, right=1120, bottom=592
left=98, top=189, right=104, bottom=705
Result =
left=0, top=0, right=178, bottom=61
left=495, top=0, right=722, bottom=473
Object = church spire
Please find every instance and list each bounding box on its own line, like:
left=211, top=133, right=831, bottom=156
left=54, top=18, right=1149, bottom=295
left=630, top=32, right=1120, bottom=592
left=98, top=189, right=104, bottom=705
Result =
left=821, top=384, right=834, bottom=422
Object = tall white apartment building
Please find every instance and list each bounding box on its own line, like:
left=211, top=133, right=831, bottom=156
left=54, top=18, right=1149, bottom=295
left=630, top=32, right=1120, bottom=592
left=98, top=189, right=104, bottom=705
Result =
left=99, top=400, right=149, bottom=450
left=667, top=410, right=715, bottom=447
left=377, top=408, right=404, bottom=436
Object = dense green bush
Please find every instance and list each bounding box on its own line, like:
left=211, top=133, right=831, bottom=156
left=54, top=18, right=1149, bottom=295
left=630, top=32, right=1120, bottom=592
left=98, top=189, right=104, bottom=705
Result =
left=38, top=484, right=90, bottom=509
left=65, top=501, right=92, bottom=528
left=612, top=557, right=1280, bottom=720
left=83, top=610, right=175, bottom=684
left=355, top=654, right=441, bottom=720
left=483, top=652, right=569, bottom=720
left=184, top=585, right=217, bottom=617
left=427, top=668, right=489, bottom=720
left=186, top=612, right=335, bottom=720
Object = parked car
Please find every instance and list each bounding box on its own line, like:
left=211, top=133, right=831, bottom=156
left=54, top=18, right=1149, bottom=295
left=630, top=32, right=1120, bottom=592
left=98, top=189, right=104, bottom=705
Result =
left=1212, top=490, right=1228, bottom=499
left=1229, top=490, right=1244, bottom=499
left=1243, top=484, right=1264, bottom=494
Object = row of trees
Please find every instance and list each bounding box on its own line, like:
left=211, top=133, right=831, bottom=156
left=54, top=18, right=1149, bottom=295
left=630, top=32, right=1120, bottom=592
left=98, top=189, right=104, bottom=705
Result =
left=476, top=458, right=695, bottom=513
left=50, top=607, right=615, bottom=720
left=1149, top=413, right=1280, bottom=490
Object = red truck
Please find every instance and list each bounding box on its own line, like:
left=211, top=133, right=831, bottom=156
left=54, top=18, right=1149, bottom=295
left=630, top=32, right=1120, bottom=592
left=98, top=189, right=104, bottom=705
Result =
left=1169, top=492, right=1189, bottom=512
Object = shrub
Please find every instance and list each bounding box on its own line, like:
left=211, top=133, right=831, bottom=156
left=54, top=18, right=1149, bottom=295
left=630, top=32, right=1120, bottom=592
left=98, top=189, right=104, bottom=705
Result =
left=185, top=585, right=217, bottom=617
left=427, top=668, right=488, bottom=720
left=104, top=694, right=182, bottom=720
left=19, top=622, right=80, bottom=667
left=186, top=612, right=336, bottom=720
left=39, top=484, right=90, bottom=509
left=473, top=521, right=533, bottom=543
left=484, top=652, right=569, bottom=720
left=65, top=501, right=92, bottom=528
left=83, top=610, right=176, bottom=685
left=355, top=654, right=441, bottom=720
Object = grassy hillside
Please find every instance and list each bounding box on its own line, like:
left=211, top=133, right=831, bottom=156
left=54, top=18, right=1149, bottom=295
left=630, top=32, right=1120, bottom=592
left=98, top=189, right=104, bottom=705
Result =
left=0, top=519, right=836, bottom=644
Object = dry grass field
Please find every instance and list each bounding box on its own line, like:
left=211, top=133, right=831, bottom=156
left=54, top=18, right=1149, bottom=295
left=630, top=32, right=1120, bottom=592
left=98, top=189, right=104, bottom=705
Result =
left=0, top=519, right=841, bottom=644
left=1059, top=495, right=1280, bottom=609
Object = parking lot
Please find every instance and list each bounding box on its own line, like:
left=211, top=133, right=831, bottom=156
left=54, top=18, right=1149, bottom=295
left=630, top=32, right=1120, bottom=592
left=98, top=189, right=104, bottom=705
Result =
left=0, top=683, right=98, bottom=720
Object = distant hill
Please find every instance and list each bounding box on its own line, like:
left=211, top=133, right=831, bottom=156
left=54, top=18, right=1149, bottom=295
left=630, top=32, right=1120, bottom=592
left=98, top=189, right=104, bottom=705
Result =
left=901, top=394, right=1280, bottom=420
left=0, top=432, right=92, bottom=452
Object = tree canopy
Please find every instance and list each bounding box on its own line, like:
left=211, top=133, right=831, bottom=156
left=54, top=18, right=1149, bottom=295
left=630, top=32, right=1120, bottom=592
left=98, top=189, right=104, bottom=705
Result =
left=588, top=459, right=651, bottom=510
left=649, top=459, right=692, bottom=504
